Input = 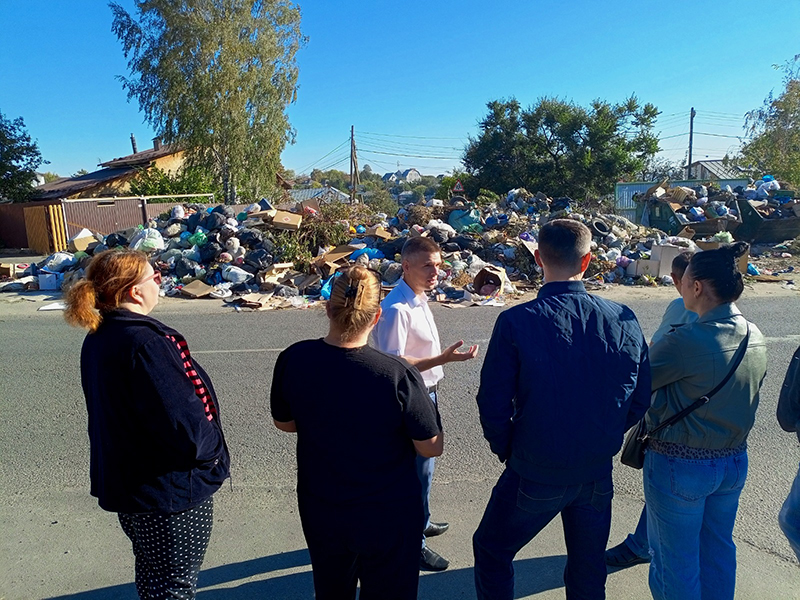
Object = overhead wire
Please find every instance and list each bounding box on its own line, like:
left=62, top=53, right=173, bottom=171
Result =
left=296, top=138, right=350, bottom=174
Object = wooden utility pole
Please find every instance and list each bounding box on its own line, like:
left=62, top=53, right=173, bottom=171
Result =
left=349, top=125, right=360, bottom=203
left=687, top=107, right=696, bottom=179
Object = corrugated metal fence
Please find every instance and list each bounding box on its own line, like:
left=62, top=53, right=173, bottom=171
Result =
left=615, top=179, right=750, bottom=222
left=1, top=194, right=216, bottom=250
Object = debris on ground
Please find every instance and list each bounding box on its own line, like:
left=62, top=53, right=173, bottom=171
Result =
left=4, top=182, right=800, bottom=306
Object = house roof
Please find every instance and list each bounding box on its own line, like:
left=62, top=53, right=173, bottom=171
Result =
left=401, top=168, right=420, bottom=177
left=31, top=167, right=137, bottom=200
left=98, top=144, right=181, bottom=168
left=288, top=186, right=349, bottom=203
left=689, top=160, right=747, bottom=180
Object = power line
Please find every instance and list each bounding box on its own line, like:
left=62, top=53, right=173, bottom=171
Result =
left=357, top=134, right=464, bottom=152
left=359, top=130, right=466, bottom=141
left=296, top=139, right=350, bottom=174
left=360, top=148, right=462, bottom=160
left=659, top=132, right=688, bottom=140
left=694, top=131, right=743, bottom=139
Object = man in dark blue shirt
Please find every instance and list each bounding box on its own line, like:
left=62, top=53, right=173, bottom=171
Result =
left=473, top=219, right=651, bottom=600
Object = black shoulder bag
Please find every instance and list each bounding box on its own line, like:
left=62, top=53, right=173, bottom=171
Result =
left=620, top=323, right=751, bottom=469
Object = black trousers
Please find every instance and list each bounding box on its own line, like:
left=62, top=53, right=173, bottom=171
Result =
left=299, top=494, right=423, bottom=600
left=118, top=496, right=214, bottom=600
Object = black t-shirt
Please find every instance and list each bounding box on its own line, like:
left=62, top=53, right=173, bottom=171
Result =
left=271, top=339, right=441, bottom=505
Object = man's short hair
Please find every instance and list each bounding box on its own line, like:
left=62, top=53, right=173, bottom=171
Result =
left=671, top=251, right=692, bottom=279
left=402, top=236, right=441, bottom=260
left=537, top=219, right=592, bottom=270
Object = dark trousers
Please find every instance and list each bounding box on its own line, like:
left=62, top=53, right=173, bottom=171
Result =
left=473, top=467, right=613, bottom=600
left=118, top=496, right=214, bottom=600
left=299, top=494, right=423, bottom=600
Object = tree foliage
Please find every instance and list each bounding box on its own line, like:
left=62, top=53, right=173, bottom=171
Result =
left=110, top=0, right=306, bottom=204
left=737, top=56, right=800, bottom=187
left=464, top=96, right=659, bottom=199
left=0, top=111, right=46, bottom=202
left=128, top=165, right=219, bottom=202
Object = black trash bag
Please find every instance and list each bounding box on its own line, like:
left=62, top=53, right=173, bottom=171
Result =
left=230, top=282, right=251, bottom=293
left=105, top=233, right=128, bottom=248
left=377, top=237, right=407, bottom=258
left=441, top=242, right=462, bottom=253
left=212, top=204, right=235, bottom=219
left=202, top=212, right=227, bottom=231
left=451, top=235, right=483, bottom=253
left=305, top=283, right=322, bottom=297
left=199, top=242, right=223, bottom=263
left=238, top=263, right=259, bottom=275
left=186, top=211, right=205, bottom=232
left=219, top=227, right=237, bottom=243
left=175, top=257, right=200, bottom=279
left=429, top=228, right=449, bottom=244
left=245, top=248, right=273, bottom=270
left=237, top=228, right=264, bottom=248
left=550, top=197, right=575, bottom=212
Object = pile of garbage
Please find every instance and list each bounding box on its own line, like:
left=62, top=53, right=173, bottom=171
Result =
left=0, top=187, right=784, bottom=305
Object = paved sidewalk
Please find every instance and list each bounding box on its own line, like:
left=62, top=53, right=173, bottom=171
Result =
left=4, top=479, right=798, bottom=599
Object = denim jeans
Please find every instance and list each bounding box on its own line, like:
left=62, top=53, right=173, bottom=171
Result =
left=644, top=449, right=747, bottom=600
left=779, top=461, right=800, bottom=562
left=622, top=505, right=649, bottom=559
left=417, top=390, right=437, bottom=549
left=473, top=466, right=613, bottom=600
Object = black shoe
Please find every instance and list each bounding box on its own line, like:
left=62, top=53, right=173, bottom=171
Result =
left=604, top=541, right=650, bottom=568
left=420, top=547, right=449, bottom=571
left=424, top=522, right=450, bottom=537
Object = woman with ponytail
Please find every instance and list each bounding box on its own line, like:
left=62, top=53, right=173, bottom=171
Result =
left=271, top=266, right=443, bottom=600
left=65, top=250, right=229, bottom=600
left=643, top=242, right=767, bottom=600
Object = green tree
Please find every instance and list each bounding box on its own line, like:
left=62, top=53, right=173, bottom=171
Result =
left=128, top=165, right=219, bottom=202
left=736, top=55, right=800, bottom=187
left=434, top=171, right=476, bottom=199
left=464, top=96, right=659, bottom=199
left=0, top=111, right=46, bottom=202
left=110, top=0, right=306, bottom=204
left=42, top=171, right=62, bottom=183
left=73, top=168, right=90, bottom=177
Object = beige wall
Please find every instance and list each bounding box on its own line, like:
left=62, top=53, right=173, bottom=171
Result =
left=66, top=151, right=187, bottom=199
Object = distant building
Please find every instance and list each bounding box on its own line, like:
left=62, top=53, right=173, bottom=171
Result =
left=381, top=168, right=422, bottom=184
left=288, top=185, right=349, bottom=204
left=32, top=138, right=184, bottom=201
left=686, top=160, right=748, bottom=181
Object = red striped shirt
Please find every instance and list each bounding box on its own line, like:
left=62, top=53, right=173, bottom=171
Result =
left=167, top=335, right=218, bottom=422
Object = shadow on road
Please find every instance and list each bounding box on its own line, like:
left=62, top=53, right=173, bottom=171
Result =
left=47, top=551, right=566, bottom=600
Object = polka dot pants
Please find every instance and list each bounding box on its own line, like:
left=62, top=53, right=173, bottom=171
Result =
left=118, top=496, right=214, bottom=600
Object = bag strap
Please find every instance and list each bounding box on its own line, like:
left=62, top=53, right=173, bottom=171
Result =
left=644, top=322, right=751, bottom=440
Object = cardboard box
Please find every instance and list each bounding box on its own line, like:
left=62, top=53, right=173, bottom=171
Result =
left=366, top=225, right=392, bottom=241
left=271, top=210, right=302, bottom=230
left=695, top=241, right=748, bottom=273
left=626, top=259, right=660, bottom=278
left=472, top=265, right=506, bottom=294
left=38, top=272, right=63, bottom=290
left=68, top=228, right=96, bottom=253
left=0, top=263, right=17, bottom=278
left=651, top=244, right=686, bottom=278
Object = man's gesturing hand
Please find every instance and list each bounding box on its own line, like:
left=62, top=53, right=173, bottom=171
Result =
left=441, top=340, right=479, bottom=363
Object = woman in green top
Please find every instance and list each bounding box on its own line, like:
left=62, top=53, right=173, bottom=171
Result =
left=644, top=242, right=767, bottom=600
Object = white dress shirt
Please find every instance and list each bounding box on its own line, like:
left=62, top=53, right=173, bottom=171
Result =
left=372, top=278, right=444, bottom=388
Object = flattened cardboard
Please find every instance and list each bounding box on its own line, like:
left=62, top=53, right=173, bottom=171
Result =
left=68, top=235, right=95, bottom=253
left=635, top=259, right=660, bottom=277
left=366, top=225, right=391, bottom=240
left=272, top=210, right=302, bottom=230
left=180, top=280, right=213, bottom=298
left=651, top=245, right=686, bottom=278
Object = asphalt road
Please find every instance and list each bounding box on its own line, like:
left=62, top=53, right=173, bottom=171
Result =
left=2, top=287, right=800, bottom=599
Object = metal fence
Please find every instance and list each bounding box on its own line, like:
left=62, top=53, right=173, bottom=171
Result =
left=615, top=179, right=750, bottom=223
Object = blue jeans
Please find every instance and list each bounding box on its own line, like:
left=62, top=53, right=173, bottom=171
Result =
left=644, top=449, right=747, bottom=600
left=417, top=390, right=437, bottom=549
left=779, top=461, right=800, bottom=562
left=473, top=466, right=613, bottom=600
left=622, top=506, right=649, bottom=559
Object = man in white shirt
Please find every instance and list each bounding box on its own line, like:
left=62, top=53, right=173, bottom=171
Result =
left=373, top=235, right=478, bottom=571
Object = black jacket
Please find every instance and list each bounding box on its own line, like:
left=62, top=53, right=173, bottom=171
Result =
left=80, top=309, right=230, bottom=514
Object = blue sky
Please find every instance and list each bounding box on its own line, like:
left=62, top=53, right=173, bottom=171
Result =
left=1, top=0, right=798, bottom=179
